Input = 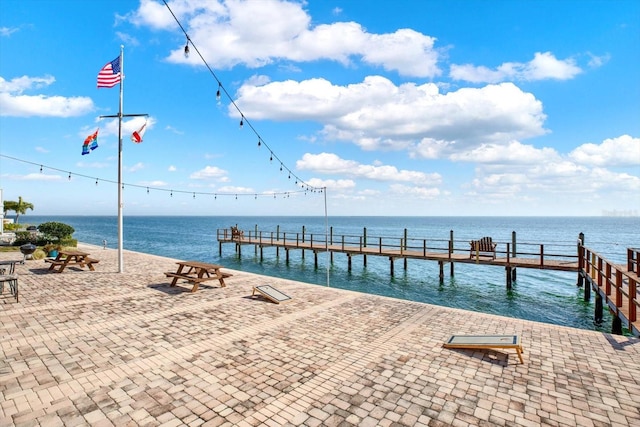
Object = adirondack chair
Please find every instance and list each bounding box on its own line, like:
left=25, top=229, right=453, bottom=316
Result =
left=469, top=237, right=497, bottom=259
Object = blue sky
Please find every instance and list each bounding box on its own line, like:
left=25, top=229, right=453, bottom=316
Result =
left=1, top=0, right=639, bottom=217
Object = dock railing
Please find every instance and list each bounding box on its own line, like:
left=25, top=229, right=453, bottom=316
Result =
left=217, top=227, right=579, bottom=266
left=581, top=246, right=639, bottom=329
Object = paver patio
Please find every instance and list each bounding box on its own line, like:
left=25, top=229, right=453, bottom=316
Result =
left=1, top=243, right=639, bottom=426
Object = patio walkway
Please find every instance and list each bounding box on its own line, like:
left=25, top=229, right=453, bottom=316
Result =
left=1, top=244, right=639, bottom=426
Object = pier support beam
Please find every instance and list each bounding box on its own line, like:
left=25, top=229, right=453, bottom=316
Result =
left=347, top=254, right=352, bottom=271
left=612, top=315, right=623, bottom=335
left=506, top=266, right=513, bottom=290
left=314, top=251, right=318, bottom=269
left=439, top=261, right=444, bottom=283
left=594, top=294, right=603, bottom=324
left=584, top=281, right=591, bottom=302
left=286, top=248, right=289, bottom=264
left=389, top=257, right=395, bottom=276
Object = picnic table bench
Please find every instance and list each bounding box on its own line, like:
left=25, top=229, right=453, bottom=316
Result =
left=45, top=250, right=100, bottom=273
left=469, top=237, right=497, bottom=259
left=165, top=260, right=233, bottom=293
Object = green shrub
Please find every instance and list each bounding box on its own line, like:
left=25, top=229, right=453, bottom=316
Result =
left=32, top=249, right=46, bottom=260
left=38, top=222, right=75, bottom=242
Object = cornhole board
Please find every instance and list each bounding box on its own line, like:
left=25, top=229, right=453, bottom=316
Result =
left=252, top=285, right=292, bottom=304
left=443, top=335, right=524, bottom=364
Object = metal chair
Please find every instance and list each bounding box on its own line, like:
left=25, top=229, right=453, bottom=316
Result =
left=0, top=260, right=22, bottom=302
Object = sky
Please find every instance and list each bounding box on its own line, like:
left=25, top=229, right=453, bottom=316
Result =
left=1, top=0, right=639, bottom=217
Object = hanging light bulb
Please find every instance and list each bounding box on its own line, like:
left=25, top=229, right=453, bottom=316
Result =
left=269, top=153, right=273, bottom=162
left=257, top=139, right=261, bottom=148
left=193, top=192, right=196, bottom=199
left=68, top=172, right=71, bottom=180
left=280, top=164, right=283, bottom=172
left=147, top=187, right=150, bottom=194
left=170, top=190, right=173, bottom=197
left=40, top=165, right=43, bottom=173
left=216, top=83, right=221, bottom=101
left=184, top=40, right=190, bottom=58
left=95, top=178, right=98, bottom=186
left=235, top=194, right=238, bottom=200
left=239, top=116, right=244, bottom=128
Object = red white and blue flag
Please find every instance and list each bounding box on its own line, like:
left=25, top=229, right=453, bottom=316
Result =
left=97, top=56, right=121, bottom=88
left=131, top=122, right=147, bottom=143
left=82, top=129, right=99, bottom=155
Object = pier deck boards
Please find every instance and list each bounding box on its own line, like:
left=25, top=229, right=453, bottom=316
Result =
left=220, top=236, right=579, bottom=271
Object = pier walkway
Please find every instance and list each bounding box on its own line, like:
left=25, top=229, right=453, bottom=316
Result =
left=2, top=245, right=640, bottom=426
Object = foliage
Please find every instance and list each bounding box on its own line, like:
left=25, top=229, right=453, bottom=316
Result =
left=14, top=231, right=46, bottom=246
left=37, top=222, right=75, bottom=242
left=3, top=222, right=21, bottom=231
left=32, top=249, right=46, bottom=260
left=3, top=196, right=34, bottom=223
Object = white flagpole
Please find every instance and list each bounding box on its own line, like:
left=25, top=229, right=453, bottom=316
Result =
left=117, top=44, right=124, bottom=273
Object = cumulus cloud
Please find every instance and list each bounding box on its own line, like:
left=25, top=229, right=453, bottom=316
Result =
left=450, top=52, right=582, bottom=83
left=236, top=77, right=546, bottom=153
left=449, top=140, right=560, bottom=164
left=297, top=152, right=441, bottom=185
left=130, top=0, right=440, bottom=77
left=189, top=165, right=229, bottom=180
left=0, top=75, right=94, bottom=117
left=569, top=135, right=640, bottom=166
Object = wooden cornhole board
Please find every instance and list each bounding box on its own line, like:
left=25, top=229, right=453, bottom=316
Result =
left=443, top=335, right=524, bottom=364
left=252, top=285, right=292, bottom=304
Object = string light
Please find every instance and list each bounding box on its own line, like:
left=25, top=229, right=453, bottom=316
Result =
left=184, top=38, right=190, bottom=58
left=1, top=154, right=313, bottom=201
left=40, top=165, right=43, bottom=173
left=161, top=0, right=323, bottom=194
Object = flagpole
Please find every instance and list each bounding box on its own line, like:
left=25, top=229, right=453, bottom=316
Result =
left=117, top=45, right=125, bottom=273
left=98, top=47, right=148, bottom=274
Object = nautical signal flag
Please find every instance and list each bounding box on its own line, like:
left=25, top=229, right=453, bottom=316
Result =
left=82, top=129, right=99, bottom=155
left=131, top=122, right=147, bottom=143
left=97, top=56, right=121, bottom=88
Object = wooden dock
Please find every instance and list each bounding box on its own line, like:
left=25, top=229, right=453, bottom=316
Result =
left=216, top=227, right=639, bottom=336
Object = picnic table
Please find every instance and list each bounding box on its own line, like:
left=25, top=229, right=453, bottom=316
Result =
left=45, top=249, right=100, bottom=273
left=164, top=260, right=233, bottom=293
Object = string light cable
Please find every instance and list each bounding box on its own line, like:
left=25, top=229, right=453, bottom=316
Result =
left=160, top=0, right=323, bottom=194
left=0, top=154, right=308, bottom=199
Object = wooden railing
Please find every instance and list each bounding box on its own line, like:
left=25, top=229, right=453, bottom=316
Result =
left=580, top=246, right=639, bottom=330
left=217, top=227, right=579, bottom=267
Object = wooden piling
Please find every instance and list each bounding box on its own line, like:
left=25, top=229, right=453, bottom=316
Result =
left=595, top=293, right=603, bottom=323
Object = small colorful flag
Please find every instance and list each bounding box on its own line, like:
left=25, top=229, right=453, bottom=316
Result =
left=82, top=129, right=99, bottom=155
left=131, top=122, right=147, bottom=143
left=97, top=56, right=121, bottom=88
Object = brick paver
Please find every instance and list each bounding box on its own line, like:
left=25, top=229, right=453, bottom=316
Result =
left=1, top=244, right=639, bottom=426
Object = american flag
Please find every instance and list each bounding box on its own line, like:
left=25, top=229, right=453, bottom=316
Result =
left=97, top=56, right=121, bottom=88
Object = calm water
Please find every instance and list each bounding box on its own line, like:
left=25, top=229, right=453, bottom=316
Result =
left=21, top=215, right=640, bottom=333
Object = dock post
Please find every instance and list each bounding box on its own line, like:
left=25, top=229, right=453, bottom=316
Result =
left=390, top=257, right=395, bottom=276
left=449, top=230, right=454, bottom=276
left=506, top=266, right=512, bottom=290
left=576, top=232, right=584, bottom=287
left=594, top=293, right=603, bottom=323
left=450, top=261, right=454, bottom=277
left=301, top=226, right=305, bottom=259
left=584, top=279, right=591, bottom=302
left=286, top=248, right=289, bottom=264
left=255, top=225, right=258, bottom=256
left=438, top=261, right=444, bottom=283
left=347, top=254, right=352, bottom=271
left=314, top=251, right=318, bottom=269
left=511, top=231, right=517, bottom=280
left=219, top=241, right=222, bottom=256
left=612, top=316, right=623, bottom=335
left=363, top=227, right=367, bottom=267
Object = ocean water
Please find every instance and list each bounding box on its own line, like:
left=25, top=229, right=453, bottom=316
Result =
left=20, top=215, right=640, bottom=333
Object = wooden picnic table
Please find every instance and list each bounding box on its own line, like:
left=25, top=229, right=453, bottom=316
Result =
left=45, top=249, right=100, bottom=273
left=164, top=260, right=233, bottom=293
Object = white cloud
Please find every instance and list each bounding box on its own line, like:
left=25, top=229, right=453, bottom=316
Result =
left=569, top=135, right=640, bottom=166
left=132, top=0, right=441, bottom=77
left=0, top=26, right=19, bottom=37
left=189, top=165, right=228, bottom=180
left=235, top=77, right=546, bottom=153
left=297, top=152, right=441, bottom=185
left=449, top=140, right=560, bottom=164
left=450, top=52, right=582, bottom=83
left=389, top=184, right=440, bottom=199
left=168, top=165, right=177, bottom=172
left=0, top=75, right=94, bottom=118
left=127, top=162, right=145, bottom=172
